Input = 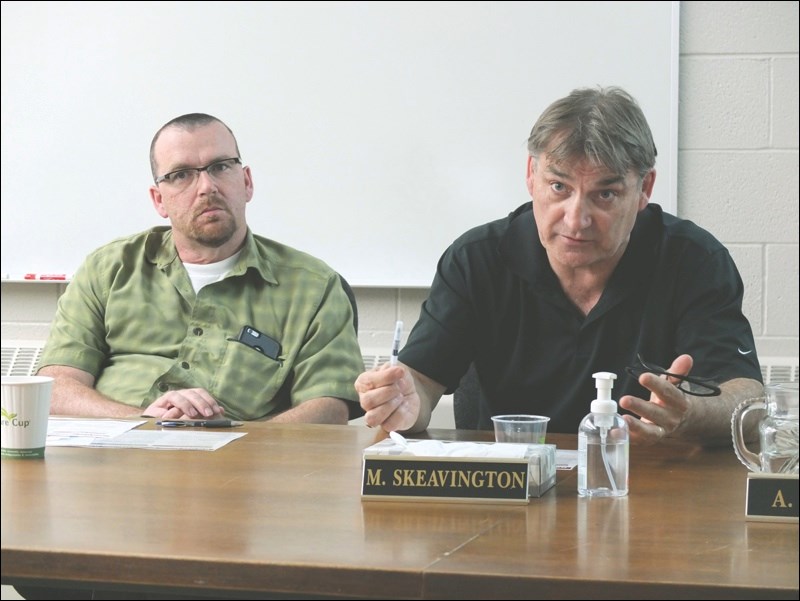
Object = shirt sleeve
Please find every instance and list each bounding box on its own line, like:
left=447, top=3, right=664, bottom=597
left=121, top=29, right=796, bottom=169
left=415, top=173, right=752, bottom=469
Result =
left=400, top=243, right=480, bottom=393
left=664, top=243, right=762, bottom=385
left=37, top=253, right=111, bottom=378
left=287, top=272, right=365, bottom=416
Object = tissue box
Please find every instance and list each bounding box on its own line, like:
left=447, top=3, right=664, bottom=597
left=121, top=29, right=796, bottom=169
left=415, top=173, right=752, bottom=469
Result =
left=361, top=439, right=556, bottom=504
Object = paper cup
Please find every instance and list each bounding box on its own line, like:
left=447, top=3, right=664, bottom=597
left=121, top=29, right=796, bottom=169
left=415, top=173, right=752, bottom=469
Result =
left=491, top=414, right=550, bottom=444
left=1, top=376, right=53, bottom=458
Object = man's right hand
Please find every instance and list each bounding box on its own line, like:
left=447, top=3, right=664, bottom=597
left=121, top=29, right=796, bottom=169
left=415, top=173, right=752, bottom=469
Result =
left=355, top=363, right=422, bottom=432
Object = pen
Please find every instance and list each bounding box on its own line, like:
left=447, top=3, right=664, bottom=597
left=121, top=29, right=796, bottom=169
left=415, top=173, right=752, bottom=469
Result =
left=390, top=320, right=403, bottom=366
left=156, top=419, right=243, bottom=428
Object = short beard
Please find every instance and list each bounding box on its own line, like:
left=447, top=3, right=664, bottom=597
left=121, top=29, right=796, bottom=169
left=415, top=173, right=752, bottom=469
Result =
left=191, top=215, right=237, bottom=248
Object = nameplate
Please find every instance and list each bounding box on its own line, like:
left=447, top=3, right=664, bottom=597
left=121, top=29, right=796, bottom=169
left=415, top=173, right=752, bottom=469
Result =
left=745, top=472, right=799, bottom=522
left=361, top=440, right=556, bottom=504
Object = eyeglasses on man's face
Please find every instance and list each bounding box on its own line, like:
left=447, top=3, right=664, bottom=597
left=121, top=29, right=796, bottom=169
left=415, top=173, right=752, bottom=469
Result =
left=625, top=354, right=721, bottom=397
left=155, top=157, right=242, bottom=192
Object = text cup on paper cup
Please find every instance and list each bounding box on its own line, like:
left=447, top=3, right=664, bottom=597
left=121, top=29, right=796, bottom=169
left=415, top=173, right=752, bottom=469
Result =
left=491, top=414, right=550, bottom=444
left=1, top=376, right=53, bottom=459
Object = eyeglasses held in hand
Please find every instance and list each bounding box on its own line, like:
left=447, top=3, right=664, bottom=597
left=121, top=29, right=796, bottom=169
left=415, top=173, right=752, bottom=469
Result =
left=154, top=157, right=242, bottom=191
left=625, top=354, right=721, bottom=397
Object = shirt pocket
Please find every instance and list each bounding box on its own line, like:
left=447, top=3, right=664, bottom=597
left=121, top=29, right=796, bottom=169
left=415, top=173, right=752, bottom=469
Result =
left=213, top=339, right=287, bottom=419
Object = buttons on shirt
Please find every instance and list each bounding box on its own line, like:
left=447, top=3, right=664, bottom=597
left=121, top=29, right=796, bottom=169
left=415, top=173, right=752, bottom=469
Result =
left=181, top=361, right=190, bottom=370
left=193, top=327, right=203, bottom=336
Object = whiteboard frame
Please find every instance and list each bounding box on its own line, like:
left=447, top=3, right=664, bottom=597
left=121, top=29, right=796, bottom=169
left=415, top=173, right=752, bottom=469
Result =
left=1, top=1, right=679, bottom=287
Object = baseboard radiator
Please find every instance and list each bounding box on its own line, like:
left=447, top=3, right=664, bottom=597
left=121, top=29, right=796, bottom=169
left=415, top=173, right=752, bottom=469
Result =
left=2, top=342, right=46, bottom=377
left=3, top=341, right=797, bottom=385
left=360, top=351, right=799, bottom=386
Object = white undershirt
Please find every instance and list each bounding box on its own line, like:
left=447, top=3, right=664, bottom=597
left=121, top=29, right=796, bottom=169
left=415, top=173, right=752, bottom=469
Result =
left=183, top=250, right=242, bottom=294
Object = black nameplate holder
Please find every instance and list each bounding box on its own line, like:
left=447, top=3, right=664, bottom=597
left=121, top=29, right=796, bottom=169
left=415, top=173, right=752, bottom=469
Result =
left=745, top=472, right=799, bottom=522
left=361, top=439, right=556, bottom=504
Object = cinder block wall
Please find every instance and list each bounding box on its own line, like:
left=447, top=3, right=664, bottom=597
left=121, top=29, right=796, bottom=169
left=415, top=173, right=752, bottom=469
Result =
left=677, top=0, right=799, bottom=358
left=2, top=1, right=798, bottom=361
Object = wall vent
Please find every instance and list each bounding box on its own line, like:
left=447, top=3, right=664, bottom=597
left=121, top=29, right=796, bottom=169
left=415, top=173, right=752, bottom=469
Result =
left=1, top=345, right=396, bottom=377
left=363, top=352, right=799, bottom=385
left=3, top=342, right=797, bottom=386
left=760, top=357, right=799, bottom=385
left=2, top=341, right=45, bottom=377
left=362, top=353, right=392, bottom=370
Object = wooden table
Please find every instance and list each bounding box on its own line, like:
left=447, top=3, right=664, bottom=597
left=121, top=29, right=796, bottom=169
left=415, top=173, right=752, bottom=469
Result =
left=2, top=423, right=797, bottom=599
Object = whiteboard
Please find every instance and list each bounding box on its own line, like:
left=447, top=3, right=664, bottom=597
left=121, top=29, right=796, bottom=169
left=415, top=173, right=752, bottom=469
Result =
left=1, top=1, right=678, bottom=287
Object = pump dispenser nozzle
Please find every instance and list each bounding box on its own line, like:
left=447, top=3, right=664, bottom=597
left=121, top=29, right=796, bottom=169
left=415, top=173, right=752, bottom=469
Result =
left=591, top=372, right=618, bottom=416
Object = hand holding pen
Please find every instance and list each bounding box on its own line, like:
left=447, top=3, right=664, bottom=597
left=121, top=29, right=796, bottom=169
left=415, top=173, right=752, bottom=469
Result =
left=354, top=320, right=422, bottom=432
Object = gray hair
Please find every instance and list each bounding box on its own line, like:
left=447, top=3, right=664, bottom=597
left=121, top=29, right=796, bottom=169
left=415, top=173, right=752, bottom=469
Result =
left=149, top=113, right=241, bottom=181
left=527, top=86, right=657, bottom=178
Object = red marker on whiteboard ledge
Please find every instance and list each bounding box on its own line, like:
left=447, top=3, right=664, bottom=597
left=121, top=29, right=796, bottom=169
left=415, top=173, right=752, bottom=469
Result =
left=24, top=273, right=69, bottom=280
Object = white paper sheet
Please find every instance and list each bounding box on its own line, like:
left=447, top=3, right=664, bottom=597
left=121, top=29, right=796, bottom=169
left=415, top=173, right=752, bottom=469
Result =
left=47, top=417, right=146, bottom=446
left=88, top=429, right=245, bottom=451
left=46, top=417, right=245, bottom=450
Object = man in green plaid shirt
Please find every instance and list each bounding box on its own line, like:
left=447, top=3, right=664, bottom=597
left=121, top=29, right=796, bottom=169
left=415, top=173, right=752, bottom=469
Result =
left=37, top=113, right=364, bottom=423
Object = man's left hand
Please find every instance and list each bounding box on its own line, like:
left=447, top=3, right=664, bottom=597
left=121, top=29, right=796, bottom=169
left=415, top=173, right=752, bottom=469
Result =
left=619, top=354, right=693, bottom=445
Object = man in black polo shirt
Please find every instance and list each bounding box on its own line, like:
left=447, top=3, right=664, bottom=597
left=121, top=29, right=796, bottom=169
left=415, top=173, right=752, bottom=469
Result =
left=355, top=86, right=763, bottom=446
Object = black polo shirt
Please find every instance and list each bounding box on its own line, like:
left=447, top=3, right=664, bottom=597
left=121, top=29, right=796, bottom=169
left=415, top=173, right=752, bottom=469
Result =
left=400, top=202, right=762, bottom=433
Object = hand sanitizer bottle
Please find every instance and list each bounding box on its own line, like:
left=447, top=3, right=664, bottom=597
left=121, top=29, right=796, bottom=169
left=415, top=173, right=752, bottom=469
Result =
left=577, top=371, right=629, bottom=497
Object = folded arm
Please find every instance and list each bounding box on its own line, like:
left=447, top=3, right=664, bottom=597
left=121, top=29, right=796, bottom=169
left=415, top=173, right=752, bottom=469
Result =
left=37, top=364, right=224, bottom=419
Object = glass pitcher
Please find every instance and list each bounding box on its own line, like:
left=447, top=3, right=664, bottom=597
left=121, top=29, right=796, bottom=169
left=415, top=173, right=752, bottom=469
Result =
left=731, top=382, right=799, bottom=474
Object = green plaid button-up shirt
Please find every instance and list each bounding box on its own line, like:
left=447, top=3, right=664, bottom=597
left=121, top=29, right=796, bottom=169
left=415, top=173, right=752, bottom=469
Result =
left=39, top=227, right=364, bottom=420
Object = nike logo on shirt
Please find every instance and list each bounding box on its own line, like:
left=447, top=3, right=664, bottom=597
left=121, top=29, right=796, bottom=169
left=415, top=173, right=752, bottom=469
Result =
left=738, top=348, right=753, bottom=355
